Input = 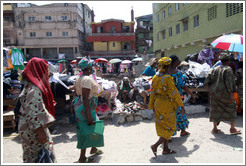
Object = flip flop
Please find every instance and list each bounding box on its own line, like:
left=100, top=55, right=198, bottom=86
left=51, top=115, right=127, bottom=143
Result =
left=211, top=129, right=221, bottom=134
left=180, top=131, right=190, bottom=137
left=150, top=145, right=157, bottom=157
left=162, top=149, right=176, bottom=155
left=91, top=149, right=103, bottom=155
left=230, top=129, right=241, bottom=135
left=78, top=157, right=94, bottom=163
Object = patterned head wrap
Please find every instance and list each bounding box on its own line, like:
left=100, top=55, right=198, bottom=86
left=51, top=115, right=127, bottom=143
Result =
left=158, top=57, right=172, bottom=73
left=78, top=57, right=93, bottom=70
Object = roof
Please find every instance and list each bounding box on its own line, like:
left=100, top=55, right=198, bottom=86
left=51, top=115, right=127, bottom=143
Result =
left=101, top=19, right=125, bottom=23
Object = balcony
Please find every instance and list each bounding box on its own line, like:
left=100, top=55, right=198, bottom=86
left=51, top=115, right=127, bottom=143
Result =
left=87, top=33, right=135, bottom=42
left=3, top=21, right=14, bottom=27
left=88, top=50, right=135, bottom=55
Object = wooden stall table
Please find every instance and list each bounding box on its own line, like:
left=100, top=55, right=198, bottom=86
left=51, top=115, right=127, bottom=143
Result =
left=3, top=110, right=15, bottom=130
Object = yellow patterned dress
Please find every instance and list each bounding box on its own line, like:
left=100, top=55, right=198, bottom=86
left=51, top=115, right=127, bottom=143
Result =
left=149, top=74, right=183, bottom=140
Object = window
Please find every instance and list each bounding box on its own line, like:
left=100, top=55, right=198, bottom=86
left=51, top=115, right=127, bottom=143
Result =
left=64, top=3, right=68, bottom=6
left=87, top=10, right=90, bottom=18
left=162, top=30, right=166, bottom=39
left=226, top=3, right=243, bottom=17
left=157, top=32, right=159, bottom=41
left=30, top=32, right=36, bottom=37
left=176, top=24, right=180, bottom=34
left=29, top=16, right=35, bottom=22
left=156, top=14, right=159, bottom=23
left=97, top=27, right=101, bottom=33
left=61, top=16, right=67, bottom=21
left=62, top=32, right=68, bottom=37
left=46, top=32, right=52, bottom=37
left=168, top=6, right=172, bottom=15
left=169, top=27, right=172, bottom=36
left=194, top=15, right=199, bottom=27
left=162, top=10, right=165, bottom=19
left=183, top=21, right=188, bottom=31
left=208, top=5, right=217, bottom=21
left=113, top=42, right=115, bottom=47
left=183, top=3, right=187, bottom=6
left=112, top=26, right=115, bottom=32
left=140, top=21, right=143, bottom=26
left=45, top=16, right=52, bottom=21
left=3, top=16, right=10, bottom=21
left=175, top=3, right=179, bottom=11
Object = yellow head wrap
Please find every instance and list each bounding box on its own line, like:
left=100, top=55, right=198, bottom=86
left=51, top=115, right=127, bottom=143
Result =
left=158, top=57, right=172, bottom=73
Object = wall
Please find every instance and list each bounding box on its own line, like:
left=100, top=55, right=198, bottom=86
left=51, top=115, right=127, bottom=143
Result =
left=94, top=42, right=107, bottom=51
left=108, top=41, right=121, bottom=51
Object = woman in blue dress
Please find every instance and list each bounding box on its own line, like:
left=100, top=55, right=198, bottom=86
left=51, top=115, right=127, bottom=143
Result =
left=169, top=55, right=196, bottom=136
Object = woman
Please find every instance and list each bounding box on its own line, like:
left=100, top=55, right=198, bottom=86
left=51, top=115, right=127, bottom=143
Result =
left=169, top=55, right=196, bottom=136
left=74, top=57, right=104, bottom=163
left=18, top=57, right=56, bottom=163
left=117, top=77, right=134, bottom=102
left=205, top=53, right=241, bottom=134
left=149, top=57, right=183, bottom=156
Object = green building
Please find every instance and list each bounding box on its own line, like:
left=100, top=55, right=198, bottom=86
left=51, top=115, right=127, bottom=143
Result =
left=135, top=14, right=153, bottom=54
left=153, top=3, right=243, bottom=60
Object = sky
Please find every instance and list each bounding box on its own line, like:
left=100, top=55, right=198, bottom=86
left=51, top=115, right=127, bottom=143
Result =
left=30, top=1, right=154, bottom=22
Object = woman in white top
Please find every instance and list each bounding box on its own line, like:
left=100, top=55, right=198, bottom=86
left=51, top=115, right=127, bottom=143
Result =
left=73, top=57, right=104, bottom=163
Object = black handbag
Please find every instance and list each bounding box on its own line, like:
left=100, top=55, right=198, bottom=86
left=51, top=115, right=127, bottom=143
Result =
left=37, top=145, right=55, bottom=163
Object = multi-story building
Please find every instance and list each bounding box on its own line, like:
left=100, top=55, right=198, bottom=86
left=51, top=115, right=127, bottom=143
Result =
left=86, top=9, right=135, bottom=59
left=153, top=3, right=243, bottom=60
left=3, top=3, right=18, bottom=46
left=135, top=14, right=153, bottom=54
left=14, top=3, right=92, bottom=61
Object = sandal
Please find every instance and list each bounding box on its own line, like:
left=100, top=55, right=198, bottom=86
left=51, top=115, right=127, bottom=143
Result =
left=90, top=149, right=103, bottom=155
left=180, top=131, right=190, bottom=137
left=211, top=129, right=221, bottom=134
left=230, top=128, right=241, bottom=135
left=78, top=157, right=94, bottom=163
left=162, top=149, right=176, bottom=155
left=150, top=145, right=157, bottom=157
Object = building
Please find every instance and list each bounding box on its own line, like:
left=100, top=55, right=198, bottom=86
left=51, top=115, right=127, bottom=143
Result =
left=3, top=3, right=18, bottom=46
left=14, top=3, right=92, bottom=61
left=135, top=14, right=153, bottom=55
left=86, top=9, right=135, bottom=59
left=153, top=3, right=243, bottom=60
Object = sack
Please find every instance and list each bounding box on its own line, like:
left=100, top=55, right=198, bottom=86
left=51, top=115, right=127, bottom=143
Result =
left=77, top=120, right=104, bottom=148
left=37, top=146, right=55, bottom=163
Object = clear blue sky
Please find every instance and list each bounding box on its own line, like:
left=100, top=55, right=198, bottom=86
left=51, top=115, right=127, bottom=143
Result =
left=32, top=1, right=154, bottom=22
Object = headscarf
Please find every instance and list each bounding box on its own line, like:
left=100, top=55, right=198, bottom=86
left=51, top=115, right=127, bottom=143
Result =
left=120, top=77, right=132, bottom=90
left=78, top=57, right=93, bottom=70
left=158, top=57, right=172, bottom=73
left=23, top=57, right=55, bottom=117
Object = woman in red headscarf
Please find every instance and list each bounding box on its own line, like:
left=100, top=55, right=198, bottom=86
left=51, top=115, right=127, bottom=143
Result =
left=18, top=57, right=56, bottom=163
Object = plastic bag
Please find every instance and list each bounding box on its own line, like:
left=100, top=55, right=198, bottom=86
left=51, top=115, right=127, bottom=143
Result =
left=37, top=146, right=55, bottom=163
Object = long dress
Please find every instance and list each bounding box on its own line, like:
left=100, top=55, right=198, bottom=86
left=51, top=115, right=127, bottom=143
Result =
left=172, top=71, right=189, bottom=135
left=74, top=75, right=104, bottom=149
left=149, top=73, right=183, bottom=140
left=18, top=81, right=55, bottom=163
left=205, top=65, right=237, bottom=122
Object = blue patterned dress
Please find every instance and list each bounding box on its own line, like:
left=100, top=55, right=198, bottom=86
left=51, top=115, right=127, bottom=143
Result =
left=172, top=71, right=189, bottom=135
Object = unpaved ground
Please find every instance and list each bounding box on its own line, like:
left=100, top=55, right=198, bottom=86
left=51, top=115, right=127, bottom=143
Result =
left=2, top=111, right=244, bottom=164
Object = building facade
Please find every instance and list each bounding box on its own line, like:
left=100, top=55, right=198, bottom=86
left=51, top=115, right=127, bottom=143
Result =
left=153, top=3, right=243, bottom=60
left=86, top=9, right=135, bottom=59
left=3, top=3, right=18, bottom=47
left=14, top=3, right=92, bottom=61
left=135, top=14, right=153, bottom=54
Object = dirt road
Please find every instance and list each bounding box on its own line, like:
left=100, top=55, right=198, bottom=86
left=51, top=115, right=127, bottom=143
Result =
left=2, top=111, right=244, bottom=164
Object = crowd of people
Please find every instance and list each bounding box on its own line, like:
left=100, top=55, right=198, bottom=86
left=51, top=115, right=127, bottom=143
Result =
left=9, top=49, right=242, bottom=163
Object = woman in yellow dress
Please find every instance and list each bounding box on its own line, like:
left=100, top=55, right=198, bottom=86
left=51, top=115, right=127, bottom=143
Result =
left=149, top=57, right=184, bottom=156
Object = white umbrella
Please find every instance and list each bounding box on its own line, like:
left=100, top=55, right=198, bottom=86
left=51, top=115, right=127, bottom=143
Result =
left=132, top=57, right=143, bottom=62
left=109, top=58, right=122, bottom=64
left=121, top=60, right=132, bottom=64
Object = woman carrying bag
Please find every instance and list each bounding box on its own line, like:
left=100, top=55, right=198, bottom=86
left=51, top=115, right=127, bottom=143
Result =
left=73, top=57, right=104, bottom=163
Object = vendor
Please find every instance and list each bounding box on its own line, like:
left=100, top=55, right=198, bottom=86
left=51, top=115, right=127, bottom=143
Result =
left=117, top=77, right=135, bottom=103
left=141, top=58, right=158, bottom=77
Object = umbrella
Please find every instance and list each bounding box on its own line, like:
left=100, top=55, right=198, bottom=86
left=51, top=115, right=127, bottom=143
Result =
left=95, top=58, right=108, bottom=63
left=121, top=60, right=132, bottom=64
left=57, top=60, right=68, bottom=63
left=132, top=57, right=143, bottom=62
left=109, top=58, right=122, bottom=64
left=70, top=59, right=77, bottom=64
left=211, top=34, right=243, bottom=53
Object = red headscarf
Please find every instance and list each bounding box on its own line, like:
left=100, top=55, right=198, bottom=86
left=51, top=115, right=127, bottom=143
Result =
left=23, top=57, right=55, bottom=117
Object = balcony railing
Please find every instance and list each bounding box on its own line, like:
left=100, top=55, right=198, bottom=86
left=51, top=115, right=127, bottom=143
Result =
left=87, top=33, right=135, bottom=37
left=3, top=21, right=14, bottom=27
